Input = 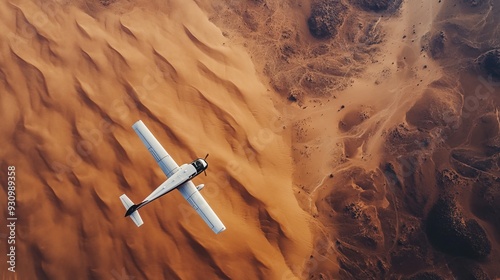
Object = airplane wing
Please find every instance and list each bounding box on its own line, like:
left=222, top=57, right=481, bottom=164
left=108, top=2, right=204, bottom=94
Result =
left=132, top=120, right=179, bottom=178
left=177, top=181, right=226, bottom=234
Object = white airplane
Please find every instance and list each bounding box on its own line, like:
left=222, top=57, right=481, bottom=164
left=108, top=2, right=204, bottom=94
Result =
left=119, top=120, right=226, bottom=234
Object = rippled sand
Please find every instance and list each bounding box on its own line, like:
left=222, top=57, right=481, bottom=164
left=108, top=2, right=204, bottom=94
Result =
left=1, top=0, right=500, bottom=279
left=0, top=0, right=312, bottom=279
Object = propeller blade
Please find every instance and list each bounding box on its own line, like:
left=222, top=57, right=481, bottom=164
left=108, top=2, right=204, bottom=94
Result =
left=204, top=153, right=209, bottom=160
left=204, top=170, right=207, bottom=176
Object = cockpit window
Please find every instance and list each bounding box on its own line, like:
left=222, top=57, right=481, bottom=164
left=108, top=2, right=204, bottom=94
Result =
left=192, top=159, right=205, bottom=173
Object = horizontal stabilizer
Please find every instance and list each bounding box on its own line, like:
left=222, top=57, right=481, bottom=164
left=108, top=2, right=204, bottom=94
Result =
left=120, top=194, right=144, bottom=227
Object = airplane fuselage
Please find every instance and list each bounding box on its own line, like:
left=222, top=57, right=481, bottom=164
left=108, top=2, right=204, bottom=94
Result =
left=121, top=120, right=226, bottom=233
left=125, top=158, right=208, bottom=216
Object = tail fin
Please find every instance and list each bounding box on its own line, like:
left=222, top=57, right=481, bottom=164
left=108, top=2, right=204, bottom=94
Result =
left=120, top=194, right=144, bottom=227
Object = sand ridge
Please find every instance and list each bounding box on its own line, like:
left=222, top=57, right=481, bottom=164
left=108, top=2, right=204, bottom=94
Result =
left=0, top=0, right=314, bottom=279
left=1, top=0, right=500, bottom=279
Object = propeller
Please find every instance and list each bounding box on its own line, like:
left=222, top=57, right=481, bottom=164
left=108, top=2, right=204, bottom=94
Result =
left=204, top=153, right=209, bottom=176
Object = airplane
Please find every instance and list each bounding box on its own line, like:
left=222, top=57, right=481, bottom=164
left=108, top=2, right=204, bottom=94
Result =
left=119, top=120, right=226, bottom=234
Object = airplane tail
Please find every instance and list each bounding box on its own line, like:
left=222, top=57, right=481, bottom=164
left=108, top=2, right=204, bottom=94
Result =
left=120, top=194, right=144, bottom=227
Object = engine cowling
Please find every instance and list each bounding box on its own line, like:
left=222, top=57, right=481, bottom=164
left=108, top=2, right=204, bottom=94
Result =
left=196, top=184, right=204, bottom=191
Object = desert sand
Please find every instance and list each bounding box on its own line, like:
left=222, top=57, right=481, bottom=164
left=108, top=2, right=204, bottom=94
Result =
left=0, top=0, right=499, bottom=279
left=0, top=0, right=312, bottom=279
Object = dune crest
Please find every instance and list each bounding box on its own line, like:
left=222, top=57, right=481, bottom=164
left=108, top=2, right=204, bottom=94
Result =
left=0, top=0, right=313, bottom=279
left=3, top=0, right=500, bottom=278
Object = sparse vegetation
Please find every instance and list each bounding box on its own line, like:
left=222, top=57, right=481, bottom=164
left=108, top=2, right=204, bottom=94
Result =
left=307, top=0, right=347, bottom=39
left=477, top=49, right=500, bottom=79
left=426, top=197, right=491, bottom=259
left=429, top=31, right=446, bottom=59
left=350, top=0, right=402, bottom=12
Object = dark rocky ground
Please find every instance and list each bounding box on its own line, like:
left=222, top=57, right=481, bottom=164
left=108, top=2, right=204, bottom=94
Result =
left=307, top=0, right=347, bottom=39
left=349, top=0, right=403, bottom=12
left=477, top=49, right=500, bottom=79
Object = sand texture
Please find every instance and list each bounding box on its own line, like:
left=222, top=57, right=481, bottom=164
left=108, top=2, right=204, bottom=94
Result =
left=1, top=0, right=500, bottom=279
left=0, top=0, right=311, bottom=279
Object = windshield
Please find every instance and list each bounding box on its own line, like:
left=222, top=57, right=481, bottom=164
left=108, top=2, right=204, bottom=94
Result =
left=192, top=159, right=207, bottom=173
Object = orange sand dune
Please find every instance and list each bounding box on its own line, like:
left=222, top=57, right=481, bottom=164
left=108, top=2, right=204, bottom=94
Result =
left=2, top=0, right=500, bottom=279
left=0, top=0, right=312, bottom=279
